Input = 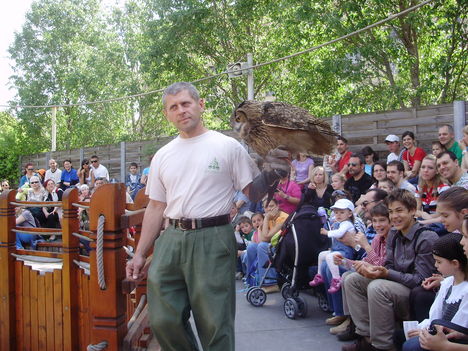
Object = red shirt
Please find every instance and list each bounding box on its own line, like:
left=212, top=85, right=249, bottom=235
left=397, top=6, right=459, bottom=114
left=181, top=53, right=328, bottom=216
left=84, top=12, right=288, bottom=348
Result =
left=402, top=147, right=426, bottom=170
left=338, top=151, right=352, bottom=178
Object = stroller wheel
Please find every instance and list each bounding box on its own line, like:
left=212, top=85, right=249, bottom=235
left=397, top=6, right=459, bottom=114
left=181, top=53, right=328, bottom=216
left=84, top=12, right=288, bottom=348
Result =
left=248, top=288, right=267, bottom=307
left=245, top=286, right=257, bottom=303
left=284, top=298, right=298, bottom=319
left=317, top=292, right=331, bottom=312
left=281, top=283, right=291, bottom=299
left=294, top=296, right=308, bottom=318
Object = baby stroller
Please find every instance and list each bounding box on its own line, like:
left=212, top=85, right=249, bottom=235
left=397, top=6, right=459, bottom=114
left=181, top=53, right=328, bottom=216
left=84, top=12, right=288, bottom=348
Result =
left=245, top=203, right=330, bottom=319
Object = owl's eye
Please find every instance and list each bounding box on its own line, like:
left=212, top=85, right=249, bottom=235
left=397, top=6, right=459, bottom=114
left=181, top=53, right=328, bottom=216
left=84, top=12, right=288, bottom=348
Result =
left=235, top=115, right=241, bottom=122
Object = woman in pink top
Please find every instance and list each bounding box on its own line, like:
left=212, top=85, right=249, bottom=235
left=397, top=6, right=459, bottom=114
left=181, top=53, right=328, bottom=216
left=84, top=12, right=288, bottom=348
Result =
left=402, top=131, right=426, bottom=179
left=273, top=171, right=301, bottom=214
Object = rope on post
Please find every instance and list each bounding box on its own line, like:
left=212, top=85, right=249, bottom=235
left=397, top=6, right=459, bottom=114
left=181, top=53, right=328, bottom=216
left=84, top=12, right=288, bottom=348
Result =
left=96, top=215, right=106, bottom=290
left=127, top=294, right=147, bottom=330
left=87, top=341, right=108, bottom=351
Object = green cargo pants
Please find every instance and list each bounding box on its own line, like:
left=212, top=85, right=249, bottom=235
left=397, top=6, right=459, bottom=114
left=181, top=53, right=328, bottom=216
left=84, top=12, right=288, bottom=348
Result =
left=147, top=223, right=237, bottom=351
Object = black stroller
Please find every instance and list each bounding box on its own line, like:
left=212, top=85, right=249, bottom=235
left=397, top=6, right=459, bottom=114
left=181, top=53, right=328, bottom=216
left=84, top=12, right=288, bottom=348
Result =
left=245, top=203, right=330, bottom=319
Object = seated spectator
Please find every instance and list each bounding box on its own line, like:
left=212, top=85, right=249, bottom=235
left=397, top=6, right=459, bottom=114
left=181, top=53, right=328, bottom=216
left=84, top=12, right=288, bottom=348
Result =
left=78, top=159, right=93, bottom=185
left=1, top=179, right=10, bottom=194
left=385, top=134, right=402, bottom=163
left=19, top=163, right=38, bottom=187
left=44, top=159, right=62, bottom=185
left=273, top=170, right=301, bottom=214
left=361, top=146, right=379, bottom=176
left=431, top=141, right=446, bottom=157
left=344, top=153, right=374, bottom=203
left=90, top=155, right=109, bottom=184
left=331, top=173, right=347, bottom=192
left=332, top=203, right=391, bottom=340
left=91, top=177, right=107, bottom=195
left=26, top=175, right=47, bottom=226
left=125, top=162, right=144, bottom=200
left=303, top=166, right=334, bottom=209
left=415, top=155, right=450, bottom=218
left=371, top=161, right=388, bottom=188
left=291, top=152, right=314, bottom=189
left=244, top=199, right=288, bottom=293
left=402, top=131, right=426, bottom=180
left=402, top=233, right=467, bottom=351
left=233, top=190, right=251, bottom=216
left=15, top=206, right=42, bottom=249
left=439, top=124, right=463, bottom=164
left=60, top=160, right=79, bottom=190
left=377, top=178, right=396, bottom=194
left=342, top=189, right=438, bottom=351
left=235, top=216, right=255, bottom=279
left=387, top=160, right=417, bottom=193
left=436, top=151, right=468, bottom=189
left=42, top=180, right=62, bottom=240
left=330, top=136, right=352, bottom=178
left=78, top=184, right=91, bottom=202
left=310, top=199, right=357, bottom=294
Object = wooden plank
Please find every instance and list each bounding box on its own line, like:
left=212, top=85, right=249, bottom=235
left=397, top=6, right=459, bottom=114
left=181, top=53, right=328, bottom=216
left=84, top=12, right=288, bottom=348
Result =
left=15, top=262, right=24, bottom=351
left=45, top=272, right=55, bottom=351
left=22, top=264, right=31, bottom=351
left=53, top=270, right=63, bottom=351
left=30, top=269, right=38, bottom=351
left=37, top=274, right=47, bottom=350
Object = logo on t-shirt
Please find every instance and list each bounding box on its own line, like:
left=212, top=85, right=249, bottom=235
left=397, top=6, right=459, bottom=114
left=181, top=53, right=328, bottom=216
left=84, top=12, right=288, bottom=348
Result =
left=207, top=158, right=220, bottom=172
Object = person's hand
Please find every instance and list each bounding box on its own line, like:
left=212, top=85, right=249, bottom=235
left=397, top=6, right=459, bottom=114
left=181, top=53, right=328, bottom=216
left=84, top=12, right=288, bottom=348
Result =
left=407, top=329, right=421, bottom=338
left=338, top=231, right=356, bottom=247
left=328, top=155, right=337, bottom=168
left=419, top=325, right=451, bottom=350
left=422, top=274, right=443, bottom=291
left=126, top=253, right=148, bottom=281
left=308, top=182, right=316, bottom=190
left=333, top=253, right=344, bottom=265
left=354, top=232, right=369, bottom=249
left=358, top=265, right=388, bottom=279
left=320, top=228, right=328, bottom=236
left=277, top=189, right=287, bottom=198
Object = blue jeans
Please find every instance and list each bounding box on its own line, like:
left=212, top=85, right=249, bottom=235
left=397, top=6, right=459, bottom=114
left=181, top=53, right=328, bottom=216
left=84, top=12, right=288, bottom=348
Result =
left=16, top=232, right=41, bottom=250
left=245, top=242, right=277, bottom=286
left=320, top=260, right=348, bottom=316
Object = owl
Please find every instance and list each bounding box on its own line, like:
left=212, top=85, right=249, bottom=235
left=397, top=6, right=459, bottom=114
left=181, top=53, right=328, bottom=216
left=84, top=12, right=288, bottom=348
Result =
left=232, top=100, right=337, bottom=157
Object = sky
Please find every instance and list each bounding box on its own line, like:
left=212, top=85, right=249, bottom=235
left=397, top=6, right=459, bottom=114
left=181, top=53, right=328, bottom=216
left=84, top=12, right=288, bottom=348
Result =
left=0, top=0, right=34, bottom=109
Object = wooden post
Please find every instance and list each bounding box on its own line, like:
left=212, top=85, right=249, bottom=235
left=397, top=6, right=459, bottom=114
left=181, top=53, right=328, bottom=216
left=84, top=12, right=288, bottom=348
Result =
left=0, top=190, right=17, bottom=351
left=88, top=184, right=127, bottom=350
left=61, top=187, right=81, bottom=351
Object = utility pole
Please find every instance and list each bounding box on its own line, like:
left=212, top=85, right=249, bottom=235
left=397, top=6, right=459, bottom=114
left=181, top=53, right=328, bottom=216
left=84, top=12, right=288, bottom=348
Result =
left=51, top=106, right=57, bottom=151
left=247, top=53, right=254, bottom=100
left=227, top=53, right=255, bottom=100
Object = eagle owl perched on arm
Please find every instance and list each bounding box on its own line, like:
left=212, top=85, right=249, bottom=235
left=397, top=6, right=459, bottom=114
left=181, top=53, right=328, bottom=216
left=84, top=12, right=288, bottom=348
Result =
left=232, top=100, right=337, bottom=157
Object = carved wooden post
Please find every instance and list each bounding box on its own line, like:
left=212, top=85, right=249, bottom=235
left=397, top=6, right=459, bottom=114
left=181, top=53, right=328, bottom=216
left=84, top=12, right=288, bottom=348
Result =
left=0, top=190, right=17, bottom=351
left=88, top=184, right=127, bottom=350
left=61, top=187, right=81, bottom=351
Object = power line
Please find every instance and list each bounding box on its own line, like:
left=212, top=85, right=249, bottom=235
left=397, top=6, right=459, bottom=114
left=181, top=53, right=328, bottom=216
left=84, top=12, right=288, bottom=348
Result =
left=0, top=0, right=434, bottom=110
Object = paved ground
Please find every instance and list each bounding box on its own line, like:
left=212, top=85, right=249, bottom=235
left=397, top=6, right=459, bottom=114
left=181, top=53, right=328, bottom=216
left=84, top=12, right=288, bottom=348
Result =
left=149, top=281, right=345, bottom=351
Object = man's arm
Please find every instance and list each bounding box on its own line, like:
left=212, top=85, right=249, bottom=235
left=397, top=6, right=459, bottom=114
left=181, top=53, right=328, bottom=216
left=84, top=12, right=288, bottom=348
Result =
left=126, top=199, right=166, bottom=280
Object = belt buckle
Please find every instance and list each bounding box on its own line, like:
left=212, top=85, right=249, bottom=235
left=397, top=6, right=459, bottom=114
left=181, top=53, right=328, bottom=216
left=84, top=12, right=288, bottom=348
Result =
left=178, top=217, right=192, bottom=231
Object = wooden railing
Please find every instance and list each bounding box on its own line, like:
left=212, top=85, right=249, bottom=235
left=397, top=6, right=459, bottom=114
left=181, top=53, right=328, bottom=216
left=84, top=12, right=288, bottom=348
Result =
left=0, top=184, right=151, bottom=351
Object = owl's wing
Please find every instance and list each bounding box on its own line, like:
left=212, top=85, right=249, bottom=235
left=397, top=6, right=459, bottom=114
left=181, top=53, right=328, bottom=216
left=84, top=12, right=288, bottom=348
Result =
left=260, top=102, right=336, bottom=136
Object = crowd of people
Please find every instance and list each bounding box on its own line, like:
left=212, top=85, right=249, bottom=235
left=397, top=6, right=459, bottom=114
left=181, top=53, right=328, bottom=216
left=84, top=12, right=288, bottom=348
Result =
left=3, top=155, right=150, bottom=250
left=231, top=125, right=468, bottom=351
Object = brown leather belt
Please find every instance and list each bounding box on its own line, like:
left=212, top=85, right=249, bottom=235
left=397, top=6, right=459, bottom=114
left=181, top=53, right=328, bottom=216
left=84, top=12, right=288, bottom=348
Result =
left=168, top=214, right=231, bottom=231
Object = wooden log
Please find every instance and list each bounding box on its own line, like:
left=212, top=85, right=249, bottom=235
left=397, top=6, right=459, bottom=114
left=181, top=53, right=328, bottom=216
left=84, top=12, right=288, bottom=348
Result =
left=0, top=190, right=17, bottom=351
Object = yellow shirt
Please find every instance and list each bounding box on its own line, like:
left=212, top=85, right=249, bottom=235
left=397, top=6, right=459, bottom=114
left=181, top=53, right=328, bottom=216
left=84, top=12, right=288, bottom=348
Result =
left=264, top=211, right=289, bottom=242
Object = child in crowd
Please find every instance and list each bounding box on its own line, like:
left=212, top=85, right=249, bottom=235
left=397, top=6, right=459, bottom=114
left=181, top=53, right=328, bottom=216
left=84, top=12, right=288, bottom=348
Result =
left=125, top=162, right=143, bottom=200
left=403, top=233, right=468, bottom=351
left=309, top=199, right=357, bottom=293
left=435, top=187, right=468, bottom=233
left=431, top=141, right=446, bottom=157
left=235, top=216, right=255, bottom=279
left=331, top=173, right=346, bottom=192
left=240, top=213, right=264, bottom=281
left=378, top=178, right=396, bottom=194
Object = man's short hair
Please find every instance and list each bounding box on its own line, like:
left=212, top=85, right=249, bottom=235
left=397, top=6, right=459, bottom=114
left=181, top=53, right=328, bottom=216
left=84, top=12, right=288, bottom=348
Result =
left=366, top=188, right=388, bottom=202
left=63, top=159, right=71, bottom=164
left=369, top=203, right=389, bottom=219
left=130, top=162, right=138, bottom=168
left=387, top=160, right=405, bottom=172
left=90, top=155, right=99, bottom=160
left=337, top=136, right=348, bottom=144
left=436, top=150, right=457, bottom=162
left=386, top=189, right=417, bottom=211
left=350, top=153, right=365, bottom=165
left=162, top=82, right=200, bottom=108
left=439, top=124, right=454, bottom=134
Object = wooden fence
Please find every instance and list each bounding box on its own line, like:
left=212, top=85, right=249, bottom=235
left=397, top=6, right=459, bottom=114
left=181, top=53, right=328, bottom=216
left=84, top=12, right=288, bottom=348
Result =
left=20, top=101, right=467, bottom=178
left=0, top=184, right=152, bottom=351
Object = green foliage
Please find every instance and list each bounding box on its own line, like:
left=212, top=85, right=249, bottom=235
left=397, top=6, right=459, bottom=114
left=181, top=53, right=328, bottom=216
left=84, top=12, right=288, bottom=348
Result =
left=0, top=112, right=24, bottom=183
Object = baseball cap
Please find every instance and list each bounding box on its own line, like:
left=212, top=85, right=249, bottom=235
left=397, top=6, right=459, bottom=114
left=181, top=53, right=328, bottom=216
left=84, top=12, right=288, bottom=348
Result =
left=385, top=134, right=399, bottom=143
left=331, top=199, right=355, bottom=211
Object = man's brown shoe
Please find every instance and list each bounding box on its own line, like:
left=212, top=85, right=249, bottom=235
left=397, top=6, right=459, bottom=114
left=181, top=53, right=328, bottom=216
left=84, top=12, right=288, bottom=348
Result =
left=326, top=315, right=348, bottom=326
left=330, top=317, right=350, bottom=334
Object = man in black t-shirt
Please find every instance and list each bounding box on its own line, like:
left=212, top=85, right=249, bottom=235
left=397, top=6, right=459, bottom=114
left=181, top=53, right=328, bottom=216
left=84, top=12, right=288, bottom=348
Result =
left=344, top=153, right=374, bottom=203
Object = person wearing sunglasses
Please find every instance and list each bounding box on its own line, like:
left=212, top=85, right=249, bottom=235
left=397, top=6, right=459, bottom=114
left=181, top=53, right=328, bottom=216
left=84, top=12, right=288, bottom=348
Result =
left=26, top=175, right=47, bottom=226
left=344, top=153, right=374, bottom=203
left=0, top=180, right=10, bottom=194
left=19, top=163, right=38, bottom=187
left=89, top=155, right=109, bottom=187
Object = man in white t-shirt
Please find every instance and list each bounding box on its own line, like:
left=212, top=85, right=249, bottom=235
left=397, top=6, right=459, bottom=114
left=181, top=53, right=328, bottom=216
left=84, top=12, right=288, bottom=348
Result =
left=44, top=159, right=62, bottom=185
left=385, top=134, right=402, bottom=164
left=89, top=155, right=109, bottom=181
left=126, top=82, right=285, bottom=351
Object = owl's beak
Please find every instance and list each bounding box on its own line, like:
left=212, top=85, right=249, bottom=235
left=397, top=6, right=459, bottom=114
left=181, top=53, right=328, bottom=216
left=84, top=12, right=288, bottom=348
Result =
left=233, top=121, right=242, bottom=133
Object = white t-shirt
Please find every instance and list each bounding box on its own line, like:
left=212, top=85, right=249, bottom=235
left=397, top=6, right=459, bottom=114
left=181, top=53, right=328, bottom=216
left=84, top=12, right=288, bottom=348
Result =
left=387, top=152, right=398, bottom=164
left=399, top=180, right=416, bottom=193
left=91, top=164, right=109, bottom=180
left=45, top=168, right=62, bottom=184
left=146, top=131, right=259, bottom=219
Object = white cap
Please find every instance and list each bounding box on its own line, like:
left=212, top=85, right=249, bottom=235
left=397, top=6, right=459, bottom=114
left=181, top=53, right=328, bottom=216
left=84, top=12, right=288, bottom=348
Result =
left=331, top=199, right=355, bottom=211
left=385, top=134, right=399, bottom=143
